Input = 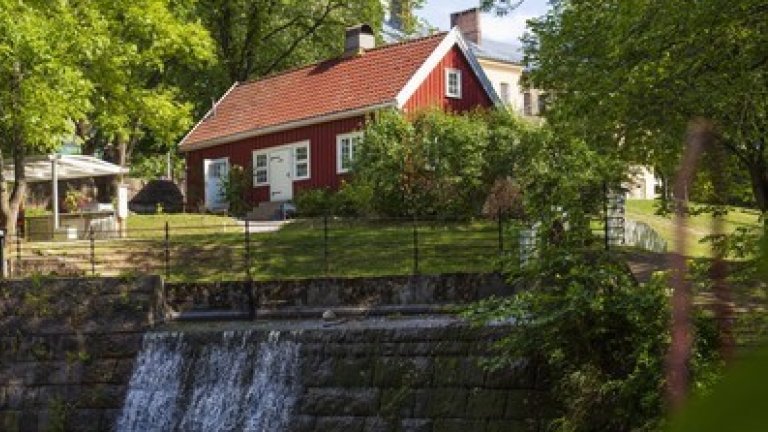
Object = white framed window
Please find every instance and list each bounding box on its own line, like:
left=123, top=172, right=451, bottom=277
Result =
left=523, top=91, right=533, bottom=116
left=337, top=131, right=363, bottom=173
left=293, top=142, right=310, bottom=180
left=445, top=68, right=462, bottom=99
left=253, top=151, right=269, bottom=186
left=499, top=82, right=510, bottom=104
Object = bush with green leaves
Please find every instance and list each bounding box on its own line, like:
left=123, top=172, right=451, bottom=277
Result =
left=465, top=249, right=722, bottom=432
left=463, top=124, right=723, bottom=431
left=130, top=153, right=185, bottom=181
left=354, top=108, right=490, bottom=217
left=294, top=182, right=374, bottom=217
left=294, top=188, right=333, bottom=217
left=219, top=164, right=251, bottom=217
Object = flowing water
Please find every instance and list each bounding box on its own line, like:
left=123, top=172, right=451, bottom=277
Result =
left=116, top=330, right=300, bottom=432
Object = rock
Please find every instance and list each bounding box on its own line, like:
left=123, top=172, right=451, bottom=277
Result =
left=322, top=310, right=337, bottom=321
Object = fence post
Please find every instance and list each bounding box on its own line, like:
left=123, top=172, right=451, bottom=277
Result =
left=89, top=227, right=95, bottom=276
left=16, top=234, right=21, bottom=276
left=164, top=221, right=170, bottom=280
left=244, top=219, right=251, bottom=279
left=603, top=182, right=610, bottom=251
left=323, top=215, right=329, bottom=276
left=498, top=208, right=504, bottom=255
left=0, top=230, right=5, bottom=278
left=244, top=220, right=255, bottom=320
left=412, top=216, right=419, bottom=275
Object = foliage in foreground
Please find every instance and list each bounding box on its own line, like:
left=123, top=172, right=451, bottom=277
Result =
left=461, top=118, right=724, bottom=431
left=523, top=0, right=768, bottom=211
left=465, top=249, right=722, bottom=432
left=352, top=108, right=547, bottom=217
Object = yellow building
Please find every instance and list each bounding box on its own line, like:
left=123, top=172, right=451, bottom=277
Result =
left=450, top=8, right=545, bottom=118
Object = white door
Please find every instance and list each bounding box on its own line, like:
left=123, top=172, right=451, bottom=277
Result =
left=268, top=149, right=293, bottom=201
left=204, top=157, right=229, bottom=210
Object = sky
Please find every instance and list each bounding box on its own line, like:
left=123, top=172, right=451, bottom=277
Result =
left=415, top=0, right=550, bottom=44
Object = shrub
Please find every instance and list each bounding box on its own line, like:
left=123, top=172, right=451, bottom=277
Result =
left=219, top=164, right=251, bottom=217
left=294, top=183, right=373, bottom=217
left=354, top=108, right=490, bottom=217
left=465, top=249, right=722, bottom=432
left=294, top=188, right=333, bottom=216
left=331, top=181, right=373, bottom=217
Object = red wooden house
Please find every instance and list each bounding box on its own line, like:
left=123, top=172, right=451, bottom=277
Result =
left=179, top=25, right=499, bottom=211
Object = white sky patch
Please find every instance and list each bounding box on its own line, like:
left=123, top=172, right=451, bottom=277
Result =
left=415, top=0, right=549, bottom=44
left=480, top=13, right=535, bottom=44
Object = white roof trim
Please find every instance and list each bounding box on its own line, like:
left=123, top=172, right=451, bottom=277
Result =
left=179, top=101, right=396, bottom=152
left=178, top=81, right=239, bottom=148
left=3, top=155, right=129, bottom=183
left=395, top=27, right=502, bottom=108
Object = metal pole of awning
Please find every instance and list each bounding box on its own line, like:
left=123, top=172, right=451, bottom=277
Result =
left=49, top=154, right=61, bottom=230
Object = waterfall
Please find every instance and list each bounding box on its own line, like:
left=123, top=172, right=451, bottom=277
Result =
left=116, top=331, right=301, bottom=432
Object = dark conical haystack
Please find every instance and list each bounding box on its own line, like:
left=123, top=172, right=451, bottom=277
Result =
left=129, top=180, right=184, bottom=214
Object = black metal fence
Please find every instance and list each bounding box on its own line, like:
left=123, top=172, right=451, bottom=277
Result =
left=0, top=211, right=626, bottom=282
left=1, top=215, right=516, bottom=282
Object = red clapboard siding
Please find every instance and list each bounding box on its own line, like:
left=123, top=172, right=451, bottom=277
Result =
left=185, top=116, right=365, bottom=208
left=404, top=46, right=494, bottom=112
left=185, top=42, right=494, bottom=209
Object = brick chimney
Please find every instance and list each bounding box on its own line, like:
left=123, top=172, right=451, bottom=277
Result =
left=344, top=24, right=376, bottom=56
left=450, top=8, right=481, bottom=44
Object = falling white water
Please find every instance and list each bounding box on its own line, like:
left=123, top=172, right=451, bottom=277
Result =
left=116, top=333, right=186, bottom=431
left=116, top=330, right=301, bottom=432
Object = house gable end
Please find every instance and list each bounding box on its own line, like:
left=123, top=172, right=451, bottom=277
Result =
left=395, top=27, right=501, bottom=109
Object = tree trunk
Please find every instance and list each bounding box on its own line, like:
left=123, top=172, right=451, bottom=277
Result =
left=1, top=62, right=27, bottom=237
left=7, top=144, right=27, bottom=237
left=747, top=157, right=768, bottom=213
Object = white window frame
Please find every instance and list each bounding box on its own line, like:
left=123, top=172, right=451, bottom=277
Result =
left=445, top=68, right=462, bottom=99
left=336, top=131, right=363, bottom=174
left=252, top=151, right=269, bottom=186
left=292, top=142, right=311, bottom=180
left=252, top=140, right=311, bottom=186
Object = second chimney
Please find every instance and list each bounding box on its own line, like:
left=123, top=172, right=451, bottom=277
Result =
left=450, top=8, right=481, bottom=45
left=345, top=24, right=375, bottom=56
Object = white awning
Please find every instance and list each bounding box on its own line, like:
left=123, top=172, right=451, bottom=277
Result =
left=3, top=155, right=128, bottom=183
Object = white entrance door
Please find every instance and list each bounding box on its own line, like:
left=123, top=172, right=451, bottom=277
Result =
left=204, top=157, right=229, bottom=210
left=268, top=149, right=293, bottom=201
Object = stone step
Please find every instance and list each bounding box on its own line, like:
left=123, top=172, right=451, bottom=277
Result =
left=170, top=304, right=457, bottom=321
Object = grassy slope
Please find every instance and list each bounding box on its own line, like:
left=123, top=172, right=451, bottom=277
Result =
left=25, top=214, right=503, bottom=281
left=625, top=200, right=762, bottom=257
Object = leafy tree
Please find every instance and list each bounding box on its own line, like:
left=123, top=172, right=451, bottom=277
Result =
left=179, top=0, right=425, bottom=114
left=355, top=109, right=490, bottom=217
left=72, top=0, right=215, bottom=196
left=522, top=0, right=768, bottom=213
left=480, top=0, right=527, bottom=15
left=463, top=124, right=721, bottom=431
left=466, top=252, right=721, bottom=432
left=0, top=0, right=92, bottom=234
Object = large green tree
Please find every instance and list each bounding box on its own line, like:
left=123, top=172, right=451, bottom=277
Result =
left=178, top=0, right=425, bottom=113
left=72, top=0, right=214, bottom=194
left=522, top=0, right=768, bottom=212
left=0, top=0, right=93, bottom=234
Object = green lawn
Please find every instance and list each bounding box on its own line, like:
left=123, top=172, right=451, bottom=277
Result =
left=21, top=201, right=762, bottom=281
left=21, top=214, right=506, bottom=282
left=626, top=200, right=762, bottom=257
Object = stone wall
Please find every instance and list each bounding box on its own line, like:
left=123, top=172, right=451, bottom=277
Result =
left=168, top=323, right=551, bottom=432
left=1, top=274, right=543, bottom=431
left=167, top=272, right=510, bottom=314
left=0, top=276, right=164, bottom=432
left=291, top=324, right=550, bottom=432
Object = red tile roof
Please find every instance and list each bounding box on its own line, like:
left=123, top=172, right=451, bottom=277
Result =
left=180, top=33, right=446, bottom=148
